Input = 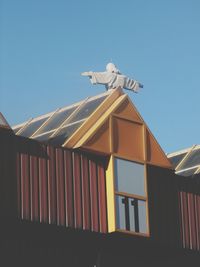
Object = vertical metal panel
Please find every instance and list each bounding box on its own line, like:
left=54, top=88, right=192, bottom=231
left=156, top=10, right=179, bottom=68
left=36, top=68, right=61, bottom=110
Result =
left=178, top=186, right=200, bottom=251
left=188, top=193, right=197, bottom=250
left=81, top=154, right=91, bottom=230
left=55, top=148, right=65, bottom=226
left=195, top=195, right=200, bottom=250
left=1, top=133, right=108, bottom=233
left=16, top=152, right=21, bottom=218
left=64, top=149, right=74, bottom=228
left=73, top=152, right=83, bottom=228
left=38, top=146, right=48, bottom=223
left=47, top=145, right=57, bottom=224
left=89, top=160, right=99, bottom=232
left=29, top=153, right=39, bottom=221
left=97, top=163, right=107, bottom=233
left=20, top=152, right=30, bottom=220
left=180, top=192, right=190, bottom=249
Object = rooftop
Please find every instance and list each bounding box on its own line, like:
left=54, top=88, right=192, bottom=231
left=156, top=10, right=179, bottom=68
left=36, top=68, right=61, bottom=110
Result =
left=12, top=91, right=111, bottom=146
left=167, top=145, right=200, bottom=176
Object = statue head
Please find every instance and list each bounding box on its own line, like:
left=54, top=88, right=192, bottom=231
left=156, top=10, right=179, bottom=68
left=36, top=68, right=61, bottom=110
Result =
left=106, top=63, right=121, bottom=74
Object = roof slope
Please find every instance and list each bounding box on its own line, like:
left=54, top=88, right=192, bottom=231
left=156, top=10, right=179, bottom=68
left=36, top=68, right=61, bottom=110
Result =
left=64, top=88, right=172, bottom=168
left=13, top=88, right=172, bottom=168
left=168, top=145, right=200, bottom=176
left=12, top=91, right=112, bottom=146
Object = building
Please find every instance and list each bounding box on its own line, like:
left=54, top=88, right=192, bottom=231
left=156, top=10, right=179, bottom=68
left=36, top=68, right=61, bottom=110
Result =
left=0, top=88, right=200, bottom=266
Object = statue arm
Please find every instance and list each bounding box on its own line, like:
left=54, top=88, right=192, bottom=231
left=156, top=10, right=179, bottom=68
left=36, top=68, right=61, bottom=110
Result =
left=81, top=71, right=93, bottom=77
left=82, top=72, right=113, bottom=85
left=124, top=77, right=143, bottom=92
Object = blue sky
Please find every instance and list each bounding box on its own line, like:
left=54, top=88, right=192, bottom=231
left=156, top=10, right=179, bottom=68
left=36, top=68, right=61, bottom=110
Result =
left=1, top=0, right=200, bottom=153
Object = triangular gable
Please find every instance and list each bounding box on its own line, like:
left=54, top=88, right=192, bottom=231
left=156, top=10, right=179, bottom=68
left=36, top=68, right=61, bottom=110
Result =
left=83, top=119, right=110, bottom=155
left=114, top=98, right=142, bottom=123
left=64, top=89, right=172, bottom=169
left=63, top=88, right=124, bottom=148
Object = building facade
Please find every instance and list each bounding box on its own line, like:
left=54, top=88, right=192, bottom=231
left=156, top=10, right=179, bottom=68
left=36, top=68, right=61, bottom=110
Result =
left=0, top=88, right=200, bottom=266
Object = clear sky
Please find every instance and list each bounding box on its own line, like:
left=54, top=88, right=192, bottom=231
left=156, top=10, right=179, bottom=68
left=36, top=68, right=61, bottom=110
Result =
left=1, top=0, right=200, bottom=153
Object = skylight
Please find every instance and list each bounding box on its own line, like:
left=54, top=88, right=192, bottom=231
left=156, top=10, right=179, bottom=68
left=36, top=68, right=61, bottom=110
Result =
left=12, top=91, right=111, bottom=146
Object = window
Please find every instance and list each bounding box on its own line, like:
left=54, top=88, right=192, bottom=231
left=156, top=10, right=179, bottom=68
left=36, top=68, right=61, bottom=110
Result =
left=114, top=158, right=148, bottom=234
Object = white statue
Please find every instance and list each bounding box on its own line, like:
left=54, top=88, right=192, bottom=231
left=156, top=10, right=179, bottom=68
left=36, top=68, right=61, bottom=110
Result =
left=81, top=63, right=143, bottom=92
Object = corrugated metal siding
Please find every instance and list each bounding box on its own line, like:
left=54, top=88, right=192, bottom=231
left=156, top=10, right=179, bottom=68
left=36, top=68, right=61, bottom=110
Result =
left=0, top=131, right=107, bottom=233
left=16, top=141, right=108, bottom=233
left=178, top=177, right=200, bottom=251
left=147, top=165, right=200, bottom=252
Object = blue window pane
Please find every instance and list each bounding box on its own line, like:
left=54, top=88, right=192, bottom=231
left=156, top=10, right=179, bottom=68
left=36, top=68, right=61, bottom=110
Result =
left=34, top=131, right=54, bottom=142
left=116, top=195, right=126, bottom=230
left=36, top=107, right=77, bottom=135
left=19, top=117, right=49, bottom=137
left=180, top=149, right=200, bottom=169
left=138, top=200, right=147, bottom=234
left=116, top=195, right=147, bottom=234
left=51, top=121, right=83, bottom=145
left=67, top=96, right=107, bottom=124
left=115, top=158, right=145, bottom=196
left=177, top=167, right=198, bottom=177
left=169, top=153, right=187, bottom=168
left=129, top=198, right=135, bottom=232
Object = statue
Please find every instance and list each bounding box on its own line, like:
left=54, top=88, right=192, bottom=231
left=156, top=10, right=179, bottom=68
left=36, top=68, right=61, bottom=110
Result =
left=81, top=63, right=143, bottom=92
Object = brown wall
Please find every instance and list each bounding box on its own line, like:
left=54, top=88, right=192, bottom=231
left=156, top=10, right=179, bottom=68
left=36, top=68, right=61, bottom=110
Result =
left=0, top=130, right=108, bottom=233
left=0, top=129, right=18, bottom=220
left=147, top=165, right=200, bottom=251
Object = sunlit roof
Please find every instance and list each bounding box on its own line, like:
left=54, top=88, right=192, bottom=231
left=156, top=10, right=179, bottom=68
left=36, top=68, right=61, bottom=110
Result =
left=167, top=145, right=200, bottom=177
left=0, top=112, right=11, bottom=129
left=12, top=91, right=111, bottom=146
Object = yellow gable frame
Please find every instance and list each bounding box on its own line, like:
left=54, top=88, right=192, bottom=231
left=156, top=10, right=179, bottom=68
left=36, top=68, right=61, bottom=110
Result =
left=63, top=88, right=172, bottom=169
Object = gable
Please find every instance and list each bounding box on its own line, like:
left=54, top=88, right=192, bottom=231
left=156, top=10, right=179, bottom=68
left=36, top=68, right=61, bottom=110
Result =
left=68, top=91, right=172, bottom=169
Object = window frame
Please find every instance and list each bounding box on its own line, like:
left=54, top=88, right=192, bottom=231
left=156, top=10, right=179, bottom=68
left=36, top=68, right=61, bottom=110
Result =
left=113, top=156, right=150, bottom=236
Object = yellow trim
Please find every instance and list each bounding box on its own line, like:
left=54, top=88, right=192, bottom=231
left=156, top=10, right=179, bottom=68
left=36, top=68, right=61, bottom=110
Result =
left=73, top=94, right=127, bottom=149
left=106, top=155, right=116, bottom=232
left=112, top=153, right=145, bottom=165
left=109, top=115, right=114, bottom=153
left=125, top=95, right=172, bottom=169
left=112, top=113, right=143, bottom=125
left=144, top=164, right=150, bottom=236
left=63, top=88, right=123, bottom=148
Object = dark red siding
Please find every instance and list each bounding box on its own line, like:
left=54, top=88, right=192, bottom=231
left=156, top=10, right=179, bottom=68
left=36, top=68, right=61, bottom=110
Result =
left=179, top=188, right=200, bottom=251
left=7, top=134, right=108, bottom=233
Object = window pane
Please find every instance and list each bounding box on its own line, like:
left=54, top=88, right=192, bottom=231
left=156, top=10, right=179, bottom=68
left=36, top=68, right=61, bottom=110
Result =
left=36, top=106, right=77, bottom=135
left=67, top=96, right=107, bottom=124
left=116, top=196, right=147, bottom=234
left=115, top=158, right=145, bottom=196
left=34, top=131, right=55, bottom=142
left=177, top=167, right=198, bottom=177
left=138, top=200, right=147, bottom=234
left=51, top=121, right=84, bottom=145
left=169, top=153, right=187, bottom=168
left=116, top=195, right=126, bottom=230
left=129, top=198, right=135, bottom=232
left=19, top=117, right=49, bottom=137
left=180, top=149, right=200, bottom=169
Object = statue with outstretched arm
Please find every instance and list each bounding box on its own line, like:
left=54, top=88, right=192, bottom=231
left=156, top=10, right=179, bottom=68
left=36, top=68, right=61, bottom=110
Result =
left=81, top=63, right=143, bottom=92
